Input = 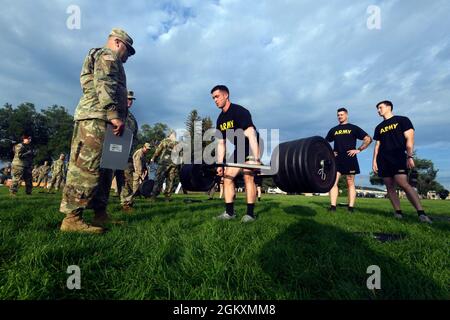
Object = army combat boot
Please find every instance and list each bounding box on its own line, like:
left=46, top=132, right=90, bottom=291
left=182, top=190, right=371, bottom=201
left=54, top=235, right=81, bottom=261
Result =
left=122, top=203, right=133, bottom=213
left=60, top=213, right=104, bottom=234
left=92, top=209, right=124, bottom=227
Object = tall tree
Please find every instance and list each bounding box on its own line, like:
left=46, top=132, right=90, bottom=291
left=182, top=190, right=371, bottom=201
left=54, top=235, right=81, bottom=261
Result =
left=137, top=122, right=169, bottom=158
left=184, top=110, right=202, bottom=163
left=414, top=157, right=444, bottom=195
left=39, top=105, right=74, bottom=162
left=202, top=116, right=214, bottom=149
left=0, top=102, right=49, bottom=163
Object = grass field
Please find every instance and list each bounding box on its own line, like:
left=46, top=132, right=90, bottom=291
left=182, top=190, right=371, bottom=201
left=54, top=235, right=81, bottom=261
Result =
left=0, top=186, right=448, bottom=300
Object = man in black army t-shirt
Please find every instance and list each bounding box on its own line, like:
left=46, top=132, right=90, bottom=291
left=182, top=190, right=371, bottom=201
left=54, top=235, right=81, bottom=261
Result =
left=211, top=85, right=261, bottom=223
left=326, top=107, right=372, bottom=212
left=372, top=100, right=432, bottom=223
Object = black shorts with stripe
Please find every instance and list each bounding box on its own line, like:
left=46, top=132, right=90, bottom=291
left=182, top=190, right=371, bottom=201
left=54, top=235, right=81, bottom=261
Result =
left=377, top=150, right=408, bottom=178
left=335, top=154, right=360, bottom=175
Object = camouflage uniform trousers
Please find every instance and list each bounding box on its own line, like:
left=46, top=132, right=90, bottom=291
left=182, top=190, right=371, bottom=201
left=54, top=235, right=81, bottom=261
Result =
left=113, top=170, right=124, bottom=196
left=10, top=166, right=33, bottom=194
left=48, top=173, right=64, bottom=191
left=36, top=173, right=49, bottom=188
left=119, top=161, right=135, bottom=205
left=32, top=171, right=39, bottom=183
left=60, top=119, right=112, bottom=216
left=153, top=162, right=178, bottom=197
left=131, top=170, right=144, bottom=197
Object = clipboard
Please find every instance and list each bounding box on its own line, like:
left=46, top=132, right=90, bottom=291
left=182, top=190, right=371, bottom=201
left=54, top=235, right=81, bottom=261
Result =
left=100, top=124, right=133, bottom=170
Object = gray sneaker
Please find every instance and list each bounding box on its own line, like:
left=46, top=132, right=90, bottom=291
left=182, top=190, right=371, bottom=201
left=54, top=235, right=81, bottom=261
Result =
left=241, top=215, right=256, bottom=223
left=419, top=214, right=433, bottom=224
left=215, top=212, right=236, bottom=220
left=394, top=213, right=403, bottom=219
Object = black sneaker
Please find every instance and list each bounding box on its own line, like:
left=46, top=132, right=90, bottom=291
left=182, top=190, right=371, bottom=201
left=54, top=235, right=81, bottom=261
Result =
left=419, top=214, right=433, bottom=224
left=394, top=212, right=404, bottom=219
left=328, top=206, right=337, bottom=213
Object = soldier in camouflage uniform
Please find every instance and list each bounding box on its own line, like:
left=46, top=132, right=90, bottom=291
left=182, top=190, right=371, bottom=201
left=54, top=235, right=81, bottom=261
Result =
left=9, top=134, right=34, bottom=196
left=0, top=164, right=12, bottom=184
left=115, top=90, right=139, bottom=211
left=48, top=154, right=66, bottom=192
left=129, top=143, right=151, bottom=201
left=36, top=161, right=51, bottom=188
left=32, top=165, right=39, bottom=182
left=59, top=28, right=135, bottom=234
left=150, top=131, right=179, bottom=201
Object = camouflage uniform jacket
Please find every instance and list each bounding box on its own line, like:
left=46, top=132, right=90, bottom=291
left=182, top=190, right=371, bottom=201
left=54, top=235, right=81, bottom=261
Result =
left=133, top=148, right=147, bottom=176
left=52, top=159, right=66, bottom=175
left=153, top=138, right=178, bottom=164
left=11, top=143, right=33, bottom=168
left=38, top=164, right=51, bottom=176
left=32, top=167, right=39, bottom=178
left=74, top=47, right=128, bottom=122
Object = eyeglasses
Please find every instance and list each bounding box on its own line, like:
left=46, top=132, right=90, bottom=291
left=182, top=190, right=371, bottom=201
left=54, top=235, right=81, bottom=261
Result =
left=116, top=39, right=131, bottom=56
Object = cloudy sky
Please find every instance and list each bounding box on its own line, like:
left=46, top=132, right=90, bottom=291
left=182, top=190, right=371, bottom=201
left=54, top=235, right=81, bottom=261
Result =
left=1, top=0, right=449, bottom=188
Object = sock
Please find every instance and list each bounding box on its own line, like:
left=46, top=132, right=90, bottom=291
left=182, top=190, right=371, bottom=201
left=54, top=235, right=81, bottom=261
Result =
left=348, top=206, right=354, bottom=212
left=329, top=205, right=336, bottom=211
left=417, top=210, right=426, bottom=216
left=396, top=210, right=403, bottom=215
left=247, top=203, right=255, bottom=217
left=225, top=203, right=234, bottom=216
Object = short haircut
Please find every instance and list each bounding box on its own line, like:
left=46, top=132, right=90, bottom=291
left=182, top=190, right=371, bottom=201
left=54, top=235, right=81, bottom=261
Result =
left=376, top=100, right=393, bottom=110
left=210, top=85, right=229, bottom=95
left=22, top=134, right=31, bottom=139
left=337, top=107, right=348, bottom=113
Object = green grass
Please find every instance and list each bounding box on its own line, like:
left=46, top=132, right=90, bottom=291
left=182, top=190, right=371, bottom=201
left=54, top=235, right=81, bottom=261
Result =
left=0, top=186, right=449, bottom=300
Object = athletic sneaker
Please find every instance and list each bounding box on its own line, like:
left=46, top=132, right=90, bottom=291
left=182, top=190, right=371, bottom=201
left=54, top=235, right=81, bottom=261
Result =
left=419, top=214, right=433, bottom=224
left=215, top=212, right=236, bottom=220
left=241, top=215, right=256, bottom=223
left=394, top=212, right=404, bottom=219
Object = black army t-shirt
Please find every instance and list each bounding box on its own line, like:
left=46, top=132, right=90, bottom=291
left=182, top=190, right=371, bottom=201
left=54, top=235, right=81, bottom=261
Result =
left=373, top=116, right=414, bottom=152
left=326, top=123, right=368, bottom=154
left=216, top=103, right=255, bottom=146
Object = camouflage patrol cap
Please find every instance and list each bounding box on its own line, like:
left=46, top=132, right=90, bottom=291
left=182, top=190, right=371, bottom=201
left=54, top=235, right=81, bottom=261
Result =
left=109, top=28, right=135, bottom=56
left=128, top=90, right=136, bottom=100
left=144, top=142, right=151, bottom=148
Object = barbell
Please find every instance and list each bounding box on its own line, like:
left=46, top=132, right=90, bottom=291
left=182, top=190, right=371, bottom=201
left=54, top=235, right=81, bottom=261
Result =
left=180, top=136, right=336, bottom=194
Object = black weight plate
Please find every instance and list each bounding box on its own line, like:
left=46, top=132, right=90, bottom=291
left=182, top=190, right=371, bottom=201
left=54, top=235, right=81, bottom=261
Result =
left=139, top=179, right=155, bottom=198
left=303, top=137, right=336, bottom=193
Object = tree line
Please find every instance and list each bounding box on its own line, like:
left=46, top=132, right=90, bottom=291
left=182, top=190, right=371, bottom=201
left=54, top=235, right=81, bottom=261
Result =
left=0, top=103, right=214, bottom=166
left=1, top=102, right=447, bottom=197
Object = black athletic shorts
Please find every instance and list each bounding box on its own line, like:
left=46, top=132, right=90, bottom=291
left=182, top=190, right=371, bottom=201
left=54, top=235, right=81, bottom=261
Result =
left=377, top=150, right=408, bottom=178
left=230, top=143, right=253, bottom=163
left=335, top=154, right=360, bottom=175
left=254, top=173, right=263, bottom=186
